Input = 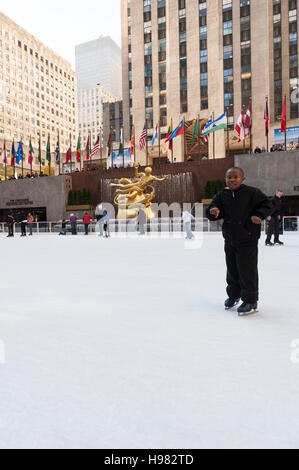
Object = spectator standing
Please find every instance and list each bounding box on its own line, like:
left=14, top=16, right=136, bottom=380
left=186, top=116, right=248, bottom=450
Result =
left=83, top=212, right=95, bottom=236
left=6, top=210, right=15, bottom=237
left=69, top=213, right=77, bottom=235
left=265, top=189, right=284, bottom=246
left=59, top=219, right=67, bottom=236
left=20, top=219, right=27, bottom=237
left=27, top=213, right=34, bottom=236
left=137, top=207, right=147, bottom=235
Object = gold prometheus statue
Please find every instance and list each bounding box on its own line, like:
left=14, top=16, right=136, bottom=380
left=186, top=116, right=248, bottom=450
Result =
left=110, top=162, right=171, bottom=219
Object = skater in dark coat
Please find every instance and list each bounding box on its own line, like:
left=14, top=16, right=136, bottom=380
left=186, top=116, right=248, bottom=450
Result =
left=207, top=167, right=273, bottom=316
left=6, top=210, right=15, bottom=237
left=265, top=189, right=284, bottom=246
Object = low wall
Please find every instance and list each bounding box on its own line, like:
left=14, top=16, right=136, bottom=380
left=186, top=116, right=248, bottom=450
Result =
left=71, top=158, right=234, bottom=206
left=0, top=175, right=69, bottom=221
left=235, top=151, right=299, bottom=196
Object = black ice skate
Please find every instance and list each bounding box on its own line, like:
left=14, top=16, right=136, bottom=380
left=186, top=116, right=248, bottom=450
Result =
left=274, top=240, right=284, bottom=246
left=237, top=302, right=258, bottom=317
left=265, top=241, right=274, bottom=246
left=224, top=298, right=240, bottom=310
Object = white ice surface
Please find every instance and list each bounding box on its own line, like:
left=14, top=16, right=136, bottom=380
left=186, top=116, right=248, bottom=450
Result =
left=0, top=232, right=299, bottom=449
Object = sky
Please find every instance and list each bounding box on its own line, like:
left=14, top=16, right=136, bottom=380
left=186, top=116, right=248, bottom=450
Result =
left=1, top=0, right=122, bottom=69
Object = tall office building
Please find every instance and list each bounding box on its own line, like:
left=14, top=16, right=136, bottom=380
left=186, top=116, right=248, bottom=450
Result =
left=75, top=36, right=122, bottom=99
left=78, top=83, right=119, bottom=153
left=121, top=0, right=299, bottom=164
left=0, top=12, right=77, bottom=174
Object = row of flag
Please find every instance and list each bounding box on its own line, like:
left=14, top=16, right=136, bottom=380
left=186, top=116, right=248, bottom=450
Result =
left=2, top=134, right=105, bottom=166
left=2, top=97, right=288, bottom=166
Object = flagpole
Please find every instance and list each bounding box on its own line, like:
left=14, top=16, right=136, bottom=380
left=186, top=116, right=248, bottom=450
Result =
left=39, top=135, right=41, bottom=176
left=146, top=122, right=148, bottom=166
left=249, top=98, right=252, bottom=154
left=133, top=125, right=136, bottom=163
left=183, top=116, right=186, bottom=162
left=58, top=132, right=61, bottom=175
left=4, top=140, right=7, bottom=181
left=242, top=105, right=246, bottom=154
left=100, top=127, right=103, bottom=168
left=266, top=97, right=269, bottom=152
left=121, top=127, right=124, bottom=168
left=284, top=95, right=287, bottom=151
left=212, top=112, right=215, bottom=159
left=48, top=134, right=51, bottom=176
left=197, top=115, right=201, bottom=161
left=225, top=108, right=230, bottom=158
left=21, top=138, right=24, bottom=178
left=171, top=118, right=174, bottom=163
left=158, top=120, right=161, bottom=165
left=30, top=136, right=32, bottom=176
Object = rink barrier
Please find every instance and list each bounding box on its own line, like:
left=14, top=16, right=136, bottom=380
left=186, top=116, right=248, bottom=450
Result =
left=0, top=217, right=286, bottom=234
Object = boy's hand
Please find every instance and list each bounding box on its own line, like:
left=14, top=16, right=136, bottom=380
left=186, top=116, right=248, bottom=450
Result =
left=210, top=207, right=220, bottom=218
left=267, top=216, right=271, bottom=221
left=251, top=216, right=262, bottom=225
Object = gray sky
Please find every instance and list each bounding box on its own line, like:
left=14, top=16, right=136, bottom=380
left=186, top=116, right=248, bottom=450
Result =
left=1, top=0, right=121, bottom=69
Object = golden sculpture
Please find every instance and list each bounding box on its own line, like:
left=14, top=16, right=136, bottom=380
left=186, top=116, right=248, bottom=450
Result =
left=110, top=162, right=171, bottom=219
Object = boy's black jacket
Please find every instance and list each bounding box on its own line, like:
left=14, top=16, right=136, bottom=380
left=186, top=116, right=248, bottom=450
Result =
left=206, top=184, right=273, bottom=245
left=270, top=195, right=282, bottom=218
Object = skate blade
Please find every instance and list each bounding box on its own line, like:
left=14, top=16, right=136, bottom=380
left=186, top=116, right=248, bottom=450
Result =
left=225, top=301, right=240, bottom=311
left=238, top=309, right=259, bottom=317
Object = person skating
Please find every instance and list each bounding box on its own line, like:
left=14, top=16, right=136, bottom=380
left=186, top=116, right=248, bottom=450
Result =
left=69, top=214, right=77, bottom=235
left=137, top=207, right=147, bottom=235
left=20, top=219, right=27, bottom=237
left=103, top=210, right=110, bottom=238
left=207, top=167, right=273, bottom=316
left=59, top=219, right=67, bottom=235
left=265, top=189, right=284, bottom=246
left=6, top=210, right=15, bottom=237
left=182, top=210, right=195, bottom=239
left=83, top=212, right=94, bottom=236
left=27, top=213, right=34, bottom=236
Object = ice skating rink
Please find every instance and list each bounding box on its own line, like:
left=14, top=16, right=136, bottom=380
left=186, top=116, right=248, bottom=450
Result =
left=0, top=232, right=299, bottom=449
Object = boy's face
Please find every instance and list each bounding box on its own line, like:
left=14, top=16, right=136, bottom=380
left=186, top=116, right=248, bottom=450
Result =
left=225, top=169, right=245, bottom=191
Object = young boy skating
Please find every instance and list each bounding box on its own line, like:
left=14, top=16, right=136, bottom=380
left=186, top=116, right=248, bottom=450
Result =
left=207, top=167, right=273, bottom=316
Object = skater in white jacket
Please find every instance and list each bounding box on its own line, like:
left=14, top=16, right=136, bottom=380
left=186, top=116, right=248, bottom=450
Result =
left=182, top=210, right=195, bottom=239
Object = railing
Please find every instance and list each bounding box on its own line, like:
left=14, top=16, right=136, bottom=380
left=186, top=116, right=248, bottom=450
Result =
left=1, top=217, right=297, bottom=235
left=0, top=218, right=268, bottom=235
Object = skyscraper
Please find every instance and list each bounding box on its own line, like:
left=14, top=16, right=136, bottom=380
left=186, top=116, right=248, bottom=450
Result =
left=121, top=0, right=299, bottom=164
left=75, top=36, right=122, bottom=98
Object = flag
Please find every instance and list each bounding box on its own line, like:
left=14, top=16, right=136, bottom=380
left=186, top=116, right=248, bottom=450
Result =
left=139, top=123, right=147, bottom=150
left=244, top=104, right=251, bottom=133
left=235, top=111, right=245, bottom=141
left=86, top=135, right=91, bottom=160
left=264, top=100, right=269, bottom=137
left=202, top=113, right=227, bottom=138
left=165, top=121, right=173, bottom=151
left=11, top=140, right=16, bottom=167
left=192, top=118, right=199, bottom=144
left=56, top=135, right=60, bottom=163
left=28, top=138, right=34, bottom=165
left=3, top=141, right=7, bottom=164
left=91, top=136, right=100, bottom=158
left=66, top=135, right=71, bottom=163
left=169, top=120, right=184, bottom=140
left=281, top=96, right=286, bottom=134
left=151, top=123, right=158, bottom=151
left=76, top=136, right=81, bottom=163
left=16, top=140, right=23, bottom=165
left=119, top=129, right=123, bottom=156
left=46, top=135, right=51, bottom=163
left=107, top=134, right=112, bottom=157
left=130, top=128, right=134, bottom=157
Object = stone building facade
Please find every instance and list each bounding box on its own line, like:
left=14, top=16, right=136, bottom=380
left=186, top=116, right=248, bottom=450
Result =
left=121, top=0, right=299, bottom=164
left=0, top=12, right=77, bottom=176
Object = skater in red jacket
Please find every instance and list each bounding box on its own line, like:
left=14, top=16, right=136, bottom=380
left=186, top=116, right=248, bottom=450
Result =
left=83, top=212, right=94, bottom=235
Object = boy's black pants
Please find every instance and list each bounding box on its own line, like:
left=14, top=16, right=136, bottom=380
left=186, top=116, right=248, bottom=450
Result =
left=225, top=241, right=259, bottom=304
left=266, top=217, right=280, bottom=242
